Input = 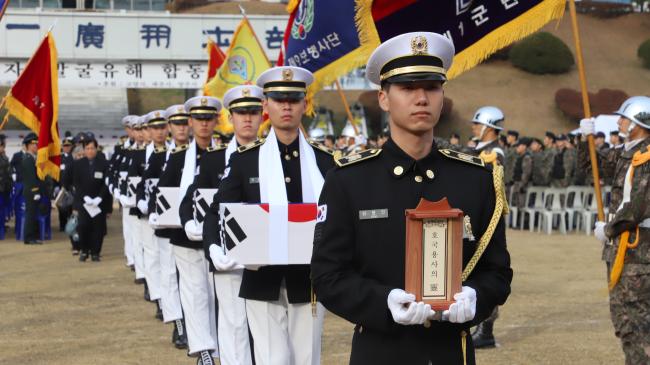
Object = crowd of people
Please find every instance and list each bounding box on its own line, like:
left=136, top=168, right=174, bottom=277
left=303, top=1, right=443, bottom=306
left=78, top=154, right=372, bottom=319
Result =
left=2, top=31, right=649, bottom=365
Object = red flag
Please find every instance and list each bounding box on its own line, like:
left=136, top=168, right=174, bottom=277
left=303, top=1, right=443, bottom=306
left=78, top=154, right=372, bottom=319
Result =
left=2, top=32, right=61, bottom=180
left=203, top=39, right=226, bottom=96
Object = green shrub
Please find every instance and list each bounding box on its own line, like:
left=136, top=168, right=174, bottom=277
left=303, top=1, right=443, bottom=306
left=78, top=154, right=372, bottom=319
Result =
left=638, top=39, right=650, bottom=69
left=509, top=32, right=575, bottom=74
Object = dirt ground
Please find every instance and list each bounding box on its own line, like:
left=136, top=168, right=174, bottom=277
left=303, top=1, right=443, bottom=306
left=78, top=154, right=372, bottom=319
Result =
left=0, top=211, right=625, bottom=365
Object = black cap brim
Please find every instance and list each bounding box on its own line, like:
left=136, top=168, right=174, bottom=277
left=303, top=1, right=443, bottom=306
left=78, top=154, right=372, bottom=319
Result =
left=230, top=106, right=263, bottom=114
left=265, top=91, right=305, bottom=101
left=191, top=113, right=218, bottom=121
left=383, top=72, right=446, bottom=84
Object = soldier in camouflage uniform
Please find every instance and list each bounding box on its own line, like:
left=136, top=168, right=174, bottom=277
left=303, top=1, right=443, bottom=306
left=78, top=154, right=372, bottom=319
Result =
left=581, top=96, right=650, bottom=365
left=550, top=134, right=574, bottom=188
left=504, top=130, right=519, bottom=186
left=511, top=138, right=533, bottom=209
left=530, top=138, right=550, bottom=187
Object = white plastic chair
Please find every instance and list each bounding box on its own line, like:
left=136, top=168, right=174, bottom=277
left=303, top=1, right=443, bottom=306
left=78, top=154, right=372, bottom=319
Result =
left=539, top=188, right=567, bottom=235
left=564, top=186, right=586, bottom=232
left=522, top=186, right=545, bottom=232
left=507, top=185, right=520, bottom=229
left=580, top=191, right=600, bottom=235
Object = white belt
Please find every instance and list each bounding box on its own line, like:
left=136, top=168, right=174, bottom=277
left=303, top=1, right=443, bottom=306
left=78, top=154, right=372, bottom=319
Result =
left=640, top=218, right=650, bottom=229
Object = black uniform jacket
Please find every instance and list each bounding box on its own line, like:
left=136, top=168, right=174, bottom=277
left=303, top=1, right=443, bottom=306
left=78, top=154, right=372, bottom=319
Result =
left=311, top=138, right=512, bottom=365
left=21, top=153, right=45, bottom=199
left=126, top=147, right=146, bottom=218
left=70, top=157, right=112, bottom=215
left=203, top=136, right=335, bottom=303
left=60, top=152, right=74, bottom=191
left=158, top=143, right=207, bottom=250
left=138, top=146, right=172, bottom=239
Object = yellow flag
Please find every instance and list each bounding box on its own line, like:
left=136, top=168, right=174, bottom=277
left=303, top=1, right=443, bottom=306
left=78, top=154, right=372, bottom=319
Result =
left=205, top=18, right=271, bottom=99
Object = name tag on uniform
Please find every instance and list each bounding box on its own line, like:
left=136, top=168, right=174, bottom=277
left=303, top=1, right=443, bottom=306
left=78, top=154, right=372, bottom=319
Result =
left=94, top=171, right=103, bottom=179
left=359, top=209, right=388, bottom=220
left=249, top=177, right=259, bottom=184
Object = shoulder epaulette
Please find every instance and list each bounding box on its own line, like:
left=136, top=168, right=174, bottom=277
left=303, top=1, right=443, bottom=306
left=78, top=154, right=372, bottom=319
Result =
left=237, top=138, right=265, bottom=153
left=335, top=149, right=381, bottom=168
left=171, top=144, right=189, bottom=154
left=439, top=149, right=485, bottom=167
left=308, top=140, right=335, bottom=156
left=154, top=145, right=167, bottom=153
left=207, top=143, right=228, bottom=153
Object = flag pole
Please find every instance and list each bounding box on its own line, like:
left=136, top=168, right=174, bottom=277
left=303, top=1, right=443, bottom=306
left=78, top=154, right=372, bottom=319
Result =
left=568, top=0, right=604, bottom=221
left=334, top=79, right=359, bottom=135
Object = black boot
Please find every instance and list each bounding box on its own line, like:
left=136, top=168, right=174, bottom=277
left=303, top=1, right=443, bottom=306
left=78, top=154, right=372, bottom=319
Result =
left=173, top=319, right=188, bottom=349
left=134, top=278, right=145, bottom=285
left=79, top=252, right=89, bottom=262
left=196, top=350, right=214, bottom=365
left=472, top=319, right=496, bottom=348
left=144, top=282, right=150, bottom=302
left=155, top=300, right=163, bottom=321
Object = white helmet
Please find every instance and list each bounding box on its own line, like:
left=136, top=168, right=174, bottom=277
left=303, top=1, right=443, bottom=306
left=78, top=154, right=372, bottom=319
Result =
left=309, top=128, right=326, bottom=142
left=341, top=123, right=357, bottom=138
left=471, top=106, right=505, bottom=130
left=614, top=96, right=650, bottom=130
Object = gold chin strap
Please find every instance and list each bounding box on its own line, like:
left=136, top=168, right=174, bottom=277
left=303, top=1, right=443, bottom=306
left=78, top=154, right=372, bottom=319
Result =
left=462, top=164, right=507, bottom=281
left=609, top=146, right=650, bottom=290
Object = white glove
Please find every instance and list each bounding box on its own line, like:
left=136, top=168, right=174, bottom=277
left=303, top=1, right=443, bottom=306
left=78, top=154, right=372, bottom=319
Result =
left=594, top=221, right=608, bottom=243
left=387, top=289, right=435, bottom=325
left=113, top=188, right=120, bottom=198
left=209, top=244, right=243, bottom=271
left=118, top=194, right=132, bottom=207
left=148, top=213, right=159, bottom=227
left=11, top=173, right=16, bottom=181
left=92, top=197, right=102, bottom=206
left=137, top=199, right=148, bottom=215
left=34, top=194, right=41, bottom=201
left=109, top=184, right=114, bottom=193
left=442, top=286, right=477, bottom=323
left=579, top=117, right=595, bottom=136
left=184, top=220, right=203, bottom=241
left=83, top=195, right=93, bottom=205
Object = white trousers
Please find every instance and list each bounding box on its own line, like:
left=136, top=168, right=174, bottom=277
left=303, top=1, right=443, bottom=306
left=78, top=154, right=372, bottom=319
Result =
left=127, top=214, right=145, bottom=280
left=213, top=270, right=252, bottom=365
left=157, top=236, right=183, bottom=322
left=245, top=284, right=324, bottom=365
left=122, top=207, right=134, bottom=266
left=172, top=245, right=218, bottom=355
left=141, top=219, right=161, bottom=301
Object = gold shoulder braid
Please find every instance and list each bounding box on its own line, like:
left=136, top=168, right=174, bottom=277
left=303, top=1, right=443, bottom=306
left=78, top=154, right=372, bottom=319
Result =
left=335, top=149, right=381, bottom=167
left=171, top=144, right=189, bottom=154
left=207, top=143, right=228, bottom=153
left=479, top=150, right=498, bottom=166
left=237, top=138, right=265, bottom=153
left=461, top=164, right=507, bottom=282
left=439, top=149, right=484, bottom=167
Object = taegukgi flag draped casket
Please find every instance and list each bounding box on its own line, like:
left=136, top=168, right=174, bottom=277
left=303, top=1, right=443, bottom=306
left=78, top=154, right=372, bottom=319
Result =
left=193, top=188, right=218, bottom=224
left=219, top=203, right=319, bottom=266
left=156, top=186, right=181, bottom=228
left=126, top=176, right=141, bottom=206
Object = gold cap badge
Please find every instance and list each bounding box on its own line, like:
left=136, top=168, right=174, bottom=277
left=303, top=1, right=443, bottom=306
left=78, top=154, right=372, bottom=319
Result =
left=282, top=69, right=294, bottom=81
left=242, top=88, right=251, bottom=97
left=410, top=35, right=428, bottom=55
left=200, top=98, right=208, bottom=106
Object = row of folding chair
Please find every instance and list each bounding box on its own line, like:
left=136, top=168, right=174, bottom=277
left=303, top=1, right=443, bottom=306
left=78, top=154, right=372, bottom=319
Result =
left=507, top=185, right=611, bottom=235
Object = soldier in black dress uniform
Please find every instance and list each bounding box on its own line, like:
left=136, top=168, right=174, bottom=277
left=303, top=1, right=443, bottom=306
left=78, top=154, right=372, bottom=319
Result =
left=203, top=66, right=336, bottom=365
left=70, top=137, right=111, bottom=261
left=21, top=133, right=45, bottom=244
left=158, top=96, right=221, bottom=365
left=182, top=85, right=264, bottom=365
left=310, top=32, right=512, bottom=365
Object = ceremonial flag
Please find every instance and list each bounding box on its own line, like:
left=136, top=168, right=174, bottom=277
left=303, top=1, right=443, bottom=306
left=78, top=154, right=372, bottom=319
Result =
left=203, top=38, right=226, bottom=96
left=280, top=0, right=373, bottom=114
left=204, top=17, right=271, bottom=99
left=0, top=0, right=9, bottom=22
left=364, top=0, right=566, bottom=78
left=1, top=32, right=61, bottom=180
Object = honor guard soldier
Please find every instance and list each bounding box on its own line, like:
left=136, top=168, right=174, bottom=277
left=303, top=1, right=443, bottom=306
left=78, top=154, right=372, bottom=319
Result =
left=135, top=110, right=169, bottom=319
left=203, top=66, right=336, bottom=365
left=148, top=105, right=191, bottom=349
left=182, top=85, right=264, bottom=365
left=118, top=116, right=148, bottom=285
left=21, top=133, right=45, bottom=244
left=109, top=116, right=136, bottom=267
left=158, top=96, right=221, bottom=365
left=310, top=32, right=512, bottom=365
left=59, top=137, right=79, bottom=253
left=470, top=106, right=506, bottom=166
left=580, top=96, right=650, bottom=365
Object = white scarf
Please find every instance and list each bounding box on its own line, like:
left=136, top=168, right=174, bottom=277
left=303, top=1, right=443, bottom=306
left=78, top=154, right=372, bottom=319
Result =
left=225, top=139, right=238, bottom=166
left=165, top=141, right=176, bottom=162
left=145, top=142, right=154, bottom=163
left=258, top=128, right=324, bottom=264
left=179, top=139, right=215, bottom=201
